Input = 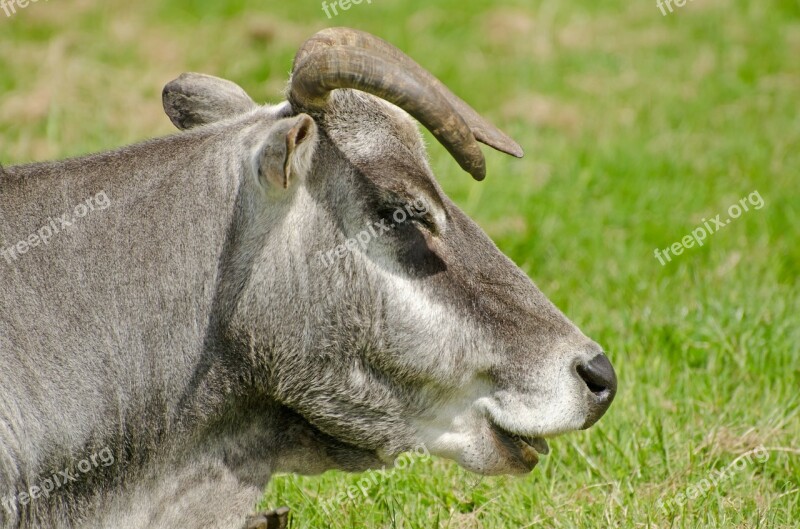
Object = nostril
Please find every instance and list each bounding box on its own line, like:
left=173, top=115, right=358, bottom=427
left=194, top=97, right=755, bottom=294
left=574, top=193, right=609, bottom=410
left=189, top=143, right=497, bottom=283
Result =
left=576, top=354, right=617, bottom=396
left=576, top=364, right=606, bottom=393
left=577, top=353, right=618, bottom=429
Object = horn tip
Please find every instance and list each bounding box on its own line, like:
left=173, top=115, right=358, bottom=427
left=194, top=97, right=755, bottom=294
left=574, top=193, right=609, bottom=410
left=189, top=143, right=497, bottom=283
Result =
left=494, top=137, right=524, bottom=158
left=477, top=133, right=524, bottom=158
left=469, top=167, right=487, bottom=181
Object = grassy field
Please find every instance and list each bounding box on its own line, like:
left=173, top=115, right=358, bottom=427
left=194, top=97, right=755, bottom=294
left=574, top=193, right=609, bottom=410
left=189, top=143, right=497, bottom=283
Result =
left=2, top=0, right=799, bottom=527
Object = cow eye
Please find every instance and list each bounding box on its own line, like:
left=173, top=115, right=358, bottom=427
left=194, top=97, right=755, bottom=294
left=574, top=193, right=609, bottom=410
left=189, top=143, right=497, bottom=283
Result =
left=408, top=209, right=437, bottom=234
left=376, top=202, right=437, bottom=235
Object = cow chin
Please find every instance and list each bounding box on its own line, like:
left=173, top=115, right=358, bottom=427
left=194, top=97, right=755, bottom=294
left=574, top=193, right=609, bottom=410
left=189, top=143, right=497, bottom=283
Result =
left=447, top=424, right=543, bottom=476
left=412, top=408, right=545, bottom=476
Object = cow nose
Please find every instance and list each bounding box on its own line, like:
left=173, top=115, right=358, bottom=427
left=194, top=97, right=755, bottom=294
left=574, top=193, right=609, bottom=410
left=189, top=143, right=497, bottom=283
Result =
left=576, top=353, right=617, bottom=428
left=577, top=354, right=617, bottom=395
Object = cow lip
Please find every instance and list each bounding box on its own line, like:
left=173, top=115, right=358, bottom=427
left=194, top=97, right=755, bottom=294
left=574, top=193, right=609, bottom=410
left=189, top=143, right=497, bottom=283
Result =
left=519, top=435, right=550, bottom=455
left=489, top=422, right=550, bottom=470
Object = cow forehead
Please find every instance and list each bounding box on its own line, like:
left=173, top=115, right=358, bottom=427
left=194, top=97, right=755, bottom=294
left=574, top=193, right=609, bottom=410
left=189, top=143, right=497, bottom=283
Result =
left=323, top=90, right=424, bottom=155
left=319, top=91, right=447, bottom=209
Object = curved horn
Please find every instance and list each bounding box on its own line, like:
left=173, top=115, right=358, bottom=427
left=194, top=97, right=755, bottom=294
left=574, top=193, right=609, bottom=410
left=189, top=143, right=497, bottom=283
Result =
left=294, top=27, right=524, bottom=159
left=289, top=29, right=524, bottom=180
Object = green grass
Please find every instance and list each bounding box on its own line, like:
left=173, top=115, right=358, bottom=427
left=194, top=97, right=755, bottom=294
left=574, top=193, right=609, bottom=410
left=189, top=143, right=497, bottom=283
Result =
left=2, top=0, right=798, bottom=527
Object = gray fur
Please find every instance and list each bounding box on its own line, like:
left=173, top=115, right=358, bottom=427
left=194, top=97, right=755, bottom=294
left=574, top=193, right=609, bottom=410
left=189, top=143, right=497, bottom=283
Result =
left=0, top=69, right=615, bottom=528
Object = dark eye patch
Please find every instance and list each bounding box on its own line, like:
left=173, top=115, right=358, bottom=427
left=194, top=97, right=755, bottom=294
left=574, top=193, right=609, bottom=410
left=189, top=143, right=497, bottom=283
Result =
left=363, top=194, right=445, bottom=276
left=374, top=196, right=437, bottom=236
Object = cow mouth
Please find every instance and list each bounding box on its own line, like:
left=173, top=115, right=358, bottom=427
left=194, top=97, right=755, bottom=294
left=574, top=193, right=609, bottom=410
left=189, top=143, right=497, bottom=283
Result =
left=489, top=422, right=550, bottom=471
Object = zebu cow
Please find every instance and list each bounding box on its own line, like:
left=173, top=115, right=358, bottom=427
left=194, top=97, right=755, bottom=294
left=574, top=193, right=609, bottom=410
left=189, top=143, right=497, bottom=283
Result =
left=0, top=28, right=616, bottom=529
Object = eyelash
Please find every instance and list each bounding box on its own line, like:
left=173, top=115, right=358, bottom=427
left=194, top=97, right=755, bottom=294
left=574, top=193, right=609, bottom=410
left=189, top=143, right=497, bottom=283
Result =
left=377, top=203, right=436, bottom=233
left=410, top=212, right=436, bottom=232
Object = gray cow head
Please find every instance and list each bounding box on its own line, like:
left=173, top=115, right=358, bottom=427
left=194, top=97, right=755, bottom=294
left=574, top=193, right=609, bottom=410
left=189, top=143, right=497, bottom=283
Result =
left=163, top=28, right=616, bottom=476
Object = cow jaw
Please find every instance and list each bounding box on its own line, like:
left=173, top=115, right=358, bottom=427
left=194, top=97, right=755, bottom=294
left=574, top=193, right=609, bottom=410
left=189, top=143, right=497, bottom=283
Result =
left=409, top=340, right=600, bottom=475
left=410, top=382, right=549, bottom=475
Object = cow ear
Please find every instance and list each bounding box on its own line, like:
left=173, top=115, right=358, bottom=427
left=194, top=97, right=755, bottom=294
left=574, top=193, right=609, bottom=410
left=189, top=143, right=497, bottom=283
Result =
left=162, top=72, right=257, bottom=130
left=257, top=114, right=317, bottom=190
